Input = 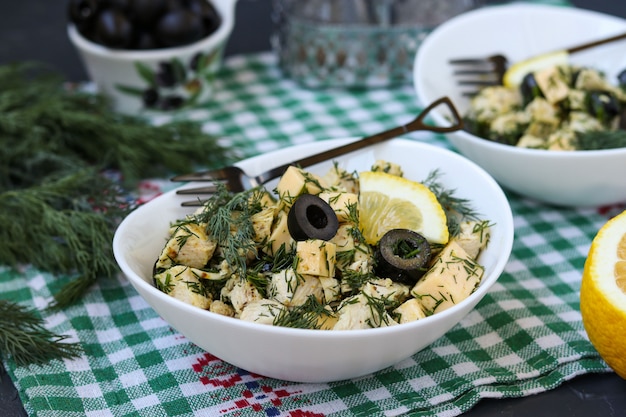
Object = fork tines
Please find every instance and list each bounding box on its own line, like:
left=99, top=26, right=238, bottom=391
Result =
left=449, top=54, right=508, bottom=96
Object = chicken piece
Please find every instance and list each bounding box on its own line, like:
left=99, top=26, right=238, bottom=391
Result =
left=466, top=86, right=521, bottom=124
left=154, top=265, right=212, bottom=309
left=362, top=279, right=410, bottom=305
left=451, top=220, right=491, bottom=259
left=371, top=160, right=404, bottom=177
left=225, top=277, right=264, bottom=315
left=323, top=164, right=359, bottom=194
left=209, top=300, right=235, bottom=317
left=333, top=293, right=397, bottom=330
left=239, top=299, right=284, bottom=325
left=268, top=268, right=324, bottom=307
left=250, top=206, right=277, bottom=244
left=318, top=276, right=341, bottom=303
left=156, top=222, right=217, bottom=269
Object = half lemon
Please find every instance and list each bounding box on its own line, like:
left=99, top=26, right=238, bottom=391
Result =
left=502, top=50, right=569, bottom=88
left=580, top=209, right=626, bottom=379
left=358, top=171, right=448, bottom=246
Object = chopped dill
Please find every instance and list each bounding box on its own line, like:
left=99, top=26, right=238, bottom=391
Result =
left=422, top=169, right=480, bottom=236
left=195, top=184, right=262, bottom=277
left=273, top=296, right=333, bottom=329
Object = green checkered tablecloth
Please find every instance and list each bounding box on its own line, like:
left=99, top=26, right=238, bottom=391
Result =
left=2, top=49, right=623, bottom=416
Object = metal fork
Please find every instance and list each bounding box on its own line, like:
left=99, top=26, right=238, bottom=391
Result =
left=450, top=30, right=626, bottom=95
left=172, top=96, right=462, bottom=206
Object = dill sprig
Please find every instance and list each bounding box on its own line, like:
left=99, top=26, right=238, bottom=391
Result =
left=0, top=62, right=232, bottom=365
left=422, top=169, right=480, bottom=236
left=0, top=300, right=82, bottom=366
left=576, top=130, right=626, bottom=150
left=0, top=168, right=126, bottom=308
left=196, top=185, right=261, bottom=277
left=273, top=296, right=333, bottom=329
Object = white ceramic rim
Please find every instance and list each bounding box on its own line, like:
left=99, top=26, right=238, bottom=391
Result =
left=113, top=138, right=515, bottom=340
left=67, top=0, right=237, bottom=61
left=413, top=2, right=626, bottom=157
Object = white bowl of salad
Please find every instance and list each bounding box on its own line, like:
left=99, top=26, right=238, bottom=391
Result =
left=414, top=3, right=626, bottom=207
left=113, top=138, right=513, bottom=383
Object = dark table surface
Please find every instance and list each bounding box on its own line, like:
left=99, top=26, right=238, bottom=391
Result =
left=2, top=1, right=626, bottom=416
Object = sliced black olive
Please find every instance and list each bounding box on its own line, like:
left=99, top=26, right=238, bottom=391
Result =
left=586, top=90, right=620, bottom=125
left=519, top=72, right=543, bottom=106
left=287, top=194, right=339, bottom=241
left=374, top=229, right=431, bottom=285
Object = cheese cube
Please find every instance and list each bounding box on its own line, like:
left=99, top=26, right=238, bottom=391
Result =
left=393, top=298, right=427, bottom=323
left=267, top=210, right=295, bottom=255
left=319, top=191, right=358, bottom=223
left=534, top=66, right=569, bottom=104
left=411, top=241, right=484, bottom=315
left=275, top=166, right=326, bottom=206
left=296, top=239, right=336, bottom=278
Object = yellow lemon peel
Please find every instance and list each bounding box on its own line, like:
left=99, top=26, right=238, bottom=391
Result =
left=580, top=209, right=626, bottom=379
left=358, top=171, right=448, bottom=246
left=503, top=50, right=569, bottom=88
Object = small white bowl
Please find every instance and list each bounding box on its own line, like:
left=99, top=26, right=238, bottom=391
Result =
left=68, top=0, right=237, bottom=114
left=414, top=3, right=626, bottom=207
left=113, top=138, right=514, bottom=383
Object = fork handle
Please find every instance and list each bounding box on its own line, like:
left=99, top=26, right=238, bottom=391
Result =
left=255, top=96, right=462, bottom=184
left=566, top=31, right=626, bottom=54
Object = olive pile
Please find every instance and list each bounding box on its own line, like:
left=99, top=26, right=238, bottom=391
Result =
left=67, top=0, right=221, bottom=50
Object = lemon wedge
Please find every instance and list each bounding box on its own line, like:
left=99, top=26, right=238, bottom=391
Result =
left=358, top=171, right=448, bottom=246
left=502, top=50, right=569, bottom=88
left=580, top=209, right=626, bottom=379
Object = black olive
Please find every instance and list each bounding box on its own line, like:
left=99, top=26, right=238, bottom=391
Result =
left=129, top=0, right=168, bottom=29
left=68, top=0, right=101, bottom=26
left=94, top=8, right=134, bottom=49
left=287, top=194, right=339, bottom=241
left=374, top=229, right=431, bottom=285
left=155, top=8, right=205, bottom=48
left=132, top=30, right=159, bottom=50
left=586, top=90, right=620, bottom=125
left=188, top=0, right=222, bottom=37
left=519, top=72, right=543, bottom=106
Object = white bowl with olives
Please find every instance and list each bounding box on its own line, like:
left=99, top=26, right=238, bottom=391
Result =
left=414, top=3, right=626, bottom=207
left=67, top=0, right=236, bottom=114
left=113, top=138, right=514, bottom=383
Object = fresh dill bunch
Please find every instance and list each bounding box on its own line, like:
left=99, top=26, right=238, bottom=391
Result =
left=576, top=130, right=626, bottom=150
left=0, top=168, right=128, bottom=309
left=0, top=299, right=82, bottom=366
left=421, top=169, right=480, bottom=236
left=0, top=63, right=234, bottom=190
